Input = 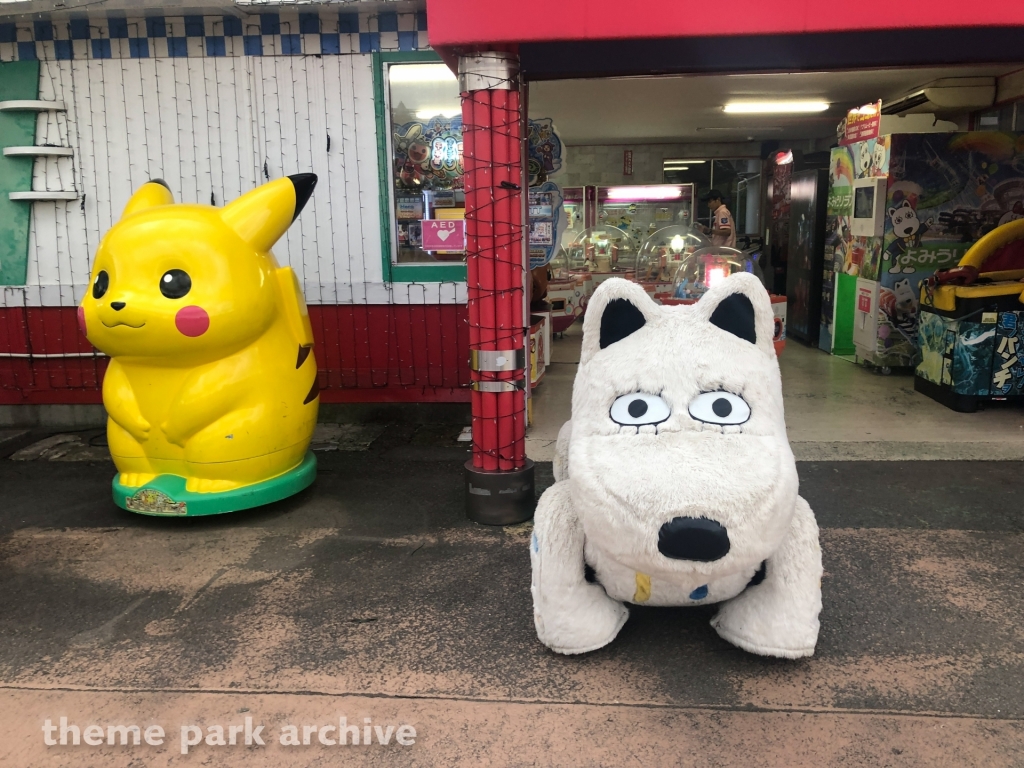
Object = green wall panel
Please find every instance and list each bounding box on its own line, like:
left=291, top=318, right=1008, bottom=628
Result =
left=0, top=60, right=40, bottom=286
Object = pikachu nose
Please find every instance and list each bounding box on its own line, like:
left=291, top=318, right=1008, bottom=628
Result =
left=110, top=301, right=126, bottom=311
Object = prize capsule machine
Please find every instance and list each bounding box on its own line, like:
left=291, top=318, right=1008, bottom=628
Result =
left=664, top=245, right=789, bottom=356
left=567, top=226, right=638, bottom=286
left=546, top=247, right=592, bottom=333
left=634, top=226, right=711, bottom=301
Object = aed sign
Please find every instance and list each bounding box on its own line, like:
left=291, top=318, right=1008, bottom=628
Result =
left=421, top=219, right=466, bottom=252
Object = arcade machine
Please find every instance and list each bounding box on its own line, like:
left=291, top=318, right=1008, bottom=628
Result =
left=594, top=183, right=695, bottom=245
left=566, top=226, right=638, bottom=287
left=915, top=217, right=1024, bottom=411
left=633, top=226, right=711, bottom=299
left=663, top=245, right=788, bottom=356
left=545, top=247, right=592, bottom=334
left=846, top=131, right=1024, bottom=371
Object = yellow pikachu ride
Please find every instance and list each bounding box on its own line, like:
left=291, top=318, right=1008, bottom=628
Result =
left=79, top=174, right=320, bottom=516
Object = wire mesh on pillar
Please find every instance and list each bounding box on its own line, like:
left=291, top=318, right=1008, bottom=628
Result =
left=462, top=62, right=527, bottom=472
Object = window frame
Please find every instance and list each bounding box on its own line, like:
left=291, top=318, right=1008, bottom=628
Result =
left=372, top=50, right=468, bottom=283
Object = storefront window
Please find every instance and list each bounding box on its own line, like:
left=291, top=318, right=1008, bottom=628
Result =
left=385, top=61, right=465, bottom=266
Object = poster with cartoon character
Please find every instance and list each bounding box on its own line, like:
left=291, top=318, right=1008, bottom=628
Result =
left=870, top=132, right=1024, bottom=366
left=872, top=132, right=1024, bottom=366
left=527, top=118, right=565, bottom=187
left=393, top=116, right=464, bottom=191
left=852, top=136, right=890, bottom=180
left=527, top=119, right=567, bottom=268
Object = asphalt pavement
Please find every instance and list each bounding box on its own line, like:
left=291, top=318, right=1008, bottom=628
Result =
left=0, top=424, right=1022, bottom=767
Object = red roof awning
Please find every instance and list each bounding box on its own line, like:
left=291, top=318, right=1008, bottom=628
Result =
left=427, top=0, right=1024, bottom=49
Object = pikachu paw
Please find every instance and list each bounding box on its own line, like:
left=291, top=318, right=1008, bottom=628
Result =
left=159, top=424, right=185, bottom=448
left=119, top=472, right=157, bottom=488
left=185, top=477, right=244, bottom=494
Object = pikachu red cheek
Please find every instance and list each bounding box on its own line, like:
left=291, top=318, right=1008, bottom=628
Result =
left=175, top=306, right=210, bottom=337
left=77, top=306, right=87, bottom=337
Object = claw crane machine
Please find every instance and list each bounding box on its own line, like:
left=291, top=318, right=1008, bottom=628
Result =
left=595, top=183, right=695, bottom=244
left=565, top=183, right=696, bottom=287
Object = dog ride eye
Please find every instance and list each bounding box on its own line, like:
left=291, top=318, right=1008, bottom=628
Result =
left=610, top=393, right=671, bottom=427
left=92, top=270, right=109, bottom=299
left=160, top=269, right=192, bottom=299
left=688, top=391, right=751, bottom=426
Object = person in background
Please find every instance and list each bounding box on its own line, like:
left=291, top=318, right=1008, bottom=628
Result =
left=699, top=189, right=737, bottom=248
left=529, top=264, right=549, bottom=311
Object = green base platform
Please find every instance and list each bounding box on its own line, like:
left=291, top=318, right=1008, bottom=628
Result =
left=112, top=451, right=317, bottom=517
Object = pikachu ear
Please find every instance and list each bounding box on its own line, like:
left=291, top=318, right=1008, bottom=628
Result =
left=220, top=174, right=317, bottom=252
left=122, top=179, right=174, bottom=218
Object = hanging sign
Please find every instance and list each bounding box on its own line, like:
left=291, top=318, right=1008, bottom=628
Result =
left=421, top=219, right=466, bottom=252
left=840, top=101, right=882, bottom=146
left=623, top=149, right=633, bottom=176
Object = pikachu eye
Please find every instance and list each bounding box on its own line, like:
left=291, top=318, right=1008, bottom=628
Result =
left=92, top=271, right=109, bottom=299
left=160, top=269, right=192, bottom=299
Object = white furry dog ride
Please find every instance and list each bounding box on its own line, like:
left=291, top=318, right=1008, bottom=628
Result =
left=531, top=274, right=822, bottom=658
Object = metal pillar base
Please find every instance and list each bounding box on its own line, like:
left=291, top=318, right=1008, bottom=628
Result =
left=465, top=459, right=535, bottom=526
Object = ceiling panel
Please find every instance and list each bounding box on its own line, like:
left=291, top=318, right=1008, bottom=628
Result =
left=529, top=65, right=1021, bottom=144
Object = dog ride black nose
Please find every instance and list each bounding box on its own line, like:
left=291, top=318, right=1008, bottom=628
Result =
left=110, top=301, right=126, bottom=311
left=658, top=517, right=730, bottom=562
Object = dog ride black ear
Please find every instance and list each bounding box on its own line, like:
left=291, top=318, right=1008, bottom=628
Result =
left=600, top=298, right=646, bottom=349
left=709, top=293, right=756, bottom=345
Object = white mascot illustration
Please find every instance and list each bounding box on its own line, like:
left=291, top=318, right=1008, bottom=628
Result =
left=531, top=274, right=823, bottom=658
left=857, top=142, right=873, bottom=177
left=871, top=140, right=887, bottom=176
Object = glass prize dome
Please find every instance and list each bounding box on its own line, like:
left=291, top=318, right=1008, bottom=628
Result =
left=634, top=226, right=711, bottom=283
left=671, top=246, right=765, bottom=300
left=566, top=226, right=637, bottom=274
left=549, top=247, right=573, bottom=279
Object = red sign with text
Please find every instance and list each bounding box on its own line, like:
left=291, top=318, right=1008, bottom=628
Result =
left=841, top=101, right=882, bottom=146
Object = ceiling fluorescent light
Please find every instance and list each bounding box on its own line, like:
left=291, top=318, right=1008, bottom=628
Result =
left=723, top=101, right=829, bottom=114
left=663, top=159, right=707, bottom=165
left=390, top=64, right=457, bottom=83
left=606, top=186, right=683, bottom=201
left=697, top=126, right=783, bottom=133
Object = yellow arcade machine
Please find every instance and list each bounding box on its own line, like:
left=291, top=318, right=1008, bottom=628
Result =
left=916, top=218, right=1024, bottom=412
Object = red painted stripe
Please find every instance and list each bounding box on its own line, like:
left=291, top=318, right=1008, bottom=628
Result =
left=0, top=305, right=471, bottom=405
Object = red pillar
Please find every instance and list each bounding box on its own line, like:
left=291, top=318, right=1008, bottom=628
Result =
left=460, top=52, right=534, bottom=525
